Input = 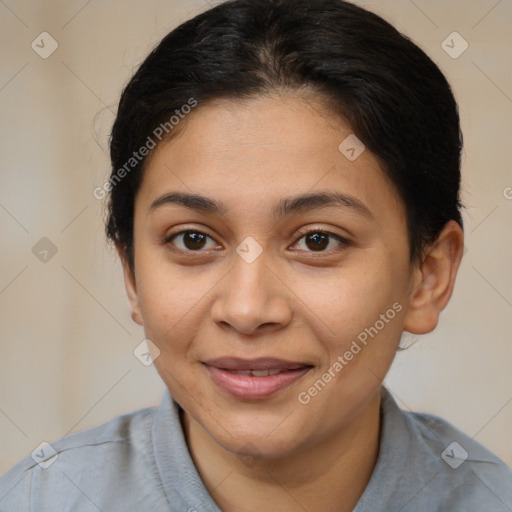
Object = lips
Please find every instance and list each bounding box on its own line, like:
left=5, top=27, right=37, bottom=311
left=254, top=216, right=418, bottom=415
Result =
left=204, top=357, right=309, bottom=371
left=226, top=368, right=286, bottom=376
left=203, top=357, right=313, bottom=400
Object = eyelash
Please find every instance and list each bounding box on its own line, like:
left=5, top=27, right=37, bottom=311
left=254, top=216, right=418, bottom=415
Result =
left=163, top=227, right=351, bottom=255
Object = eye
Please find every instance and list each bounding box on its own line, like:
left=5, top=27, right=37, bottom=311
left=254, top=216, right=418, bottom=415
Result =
left=164, top=230, right=220, bottom=252
left=164, top=227, right=351, bottom=254
left=291, top=228, right=351, bottom=253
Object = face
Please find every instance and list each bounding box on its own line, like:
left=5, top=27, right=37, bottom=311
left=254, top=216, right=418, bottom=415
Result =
left=122, top=93, right=421, bottom=459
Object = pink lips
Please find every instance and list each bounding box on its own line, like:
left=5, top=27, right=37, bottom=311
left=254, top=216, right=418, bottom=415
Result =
left=203, top=357, right=313, bottom=400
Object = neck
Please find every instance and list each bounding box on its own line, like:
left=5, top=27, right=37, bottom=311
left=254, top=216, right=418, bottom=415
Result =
left=181, top=389, right=381, bottom=512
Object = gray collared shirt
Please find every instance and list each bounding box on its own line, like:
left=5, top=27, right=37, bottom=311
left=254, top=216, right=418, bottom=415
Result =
left=1, top=386, right=511, bottom=511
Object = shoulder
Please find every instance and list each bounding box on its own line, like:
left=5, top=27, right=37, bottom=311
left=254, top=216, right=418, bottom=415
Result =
left=398, top=395, right=512, bottom=510
left=2, top=404, right=155, bottom=475
left=356, top=387, right=512, bottom=511
left=0, top=404, right=169, bottom=511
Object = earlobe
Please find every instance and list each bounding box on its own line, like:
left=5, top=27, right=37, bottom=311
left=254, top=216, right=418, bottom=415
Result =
left=116, top=244, right=144, bottom=327
left=403, top=220, right=464, bottom=335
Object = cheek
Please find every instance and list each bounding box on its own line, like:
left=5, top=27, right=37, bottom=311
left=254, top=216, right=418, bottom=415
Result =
left=137, top=268, right=203, bottom=399
left=135, top=259, right=184, bottom=342
left=297, top=258, right=402, bottom=340
left=299, top=265, right=406, bottom=396
left=138, top=284, right=195, bottom=353
left=134, top=250, right=216, bottom=358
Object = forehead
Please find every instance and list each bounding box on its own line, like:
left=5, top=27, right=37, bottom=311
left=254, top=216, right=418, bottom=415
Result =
left=136, top=93, right=405, bottom=225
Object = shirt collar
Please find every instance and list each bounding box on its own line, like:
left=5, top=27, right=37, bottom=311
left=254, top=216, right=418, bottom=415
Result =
left=152, top=385, right=444, bottom=511
left=152, top=387, right=222, bottom=511
left=353, top=385, right=443, bottom=510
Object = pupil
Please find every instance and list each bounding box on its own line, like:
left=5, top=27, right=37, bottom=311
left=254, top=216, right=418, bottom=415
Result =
left=307, top=233, right=328, bottom=251
left=185, top=232, right=206, bottom=250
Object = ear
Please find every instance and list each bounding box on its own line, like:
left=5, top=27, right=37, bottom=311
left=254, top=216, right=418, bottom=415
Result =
left=116, top=244, right=143, bottom=326
left=403, top=220, right=464, bottom=335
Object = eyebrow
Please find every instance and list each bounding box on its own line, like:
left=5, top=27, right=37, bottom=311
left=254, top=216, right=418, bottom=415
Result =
left=149, top=191, right=374, bottom=220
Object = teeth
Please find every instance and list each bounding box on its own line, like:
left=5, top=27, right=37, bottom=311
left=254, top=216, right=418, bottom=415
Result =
left=230, top=369, right=284, bottom=376
left=252, top=369, right=283, bottom=376
left=250, top=370, right=271, bottom=377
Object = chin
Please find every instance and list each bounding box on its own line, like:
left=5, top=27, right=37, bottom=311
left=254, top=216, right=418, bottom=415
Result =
left=223, top=430, right=304, bottom=461
left=204, top=409, right=309, bottom=459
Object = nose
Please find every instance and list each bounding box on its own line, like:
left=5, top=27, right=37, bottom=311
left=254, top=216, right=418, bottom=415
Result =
left=210, top=248, right=293, bottom=336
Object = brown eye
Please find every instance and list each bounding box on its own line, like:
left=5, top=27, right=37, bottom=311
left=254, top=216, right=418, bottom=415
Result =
left=292, top=229, right=351, bottom=253
left=304, top=232, right=329, bottom=251
left=165, top=230, right=218, bottom=252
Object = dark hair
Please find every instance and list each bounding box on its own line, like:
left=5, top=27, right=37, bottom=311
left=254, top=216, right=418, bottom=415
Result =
left=106, top=0, right=464, bottom=273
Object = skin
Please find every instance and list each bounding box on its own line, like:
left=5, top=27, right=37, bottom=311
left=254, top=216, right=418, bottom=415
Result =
left=117, top=92, right=464, bottom=512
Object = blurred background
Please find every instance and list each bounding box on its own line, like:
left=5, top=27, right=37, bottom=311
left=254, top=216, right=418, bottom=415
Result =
left=0, top=0, right=511, bottom=473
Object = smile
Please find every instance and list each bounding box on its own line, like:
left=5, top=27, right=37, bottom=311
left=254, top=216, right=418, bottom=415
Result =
left=203, top=357, right=313, bottom=400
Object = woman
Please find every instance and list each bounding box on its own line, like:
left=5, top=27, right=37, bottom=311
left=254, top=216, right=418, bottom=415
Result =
left=1, top=0, right=511, bottom=510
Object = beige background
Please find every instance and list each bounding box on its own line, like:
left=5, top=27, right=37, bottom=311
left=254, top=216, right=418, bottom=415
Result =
left=0, top=0, right=511, bottom=474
